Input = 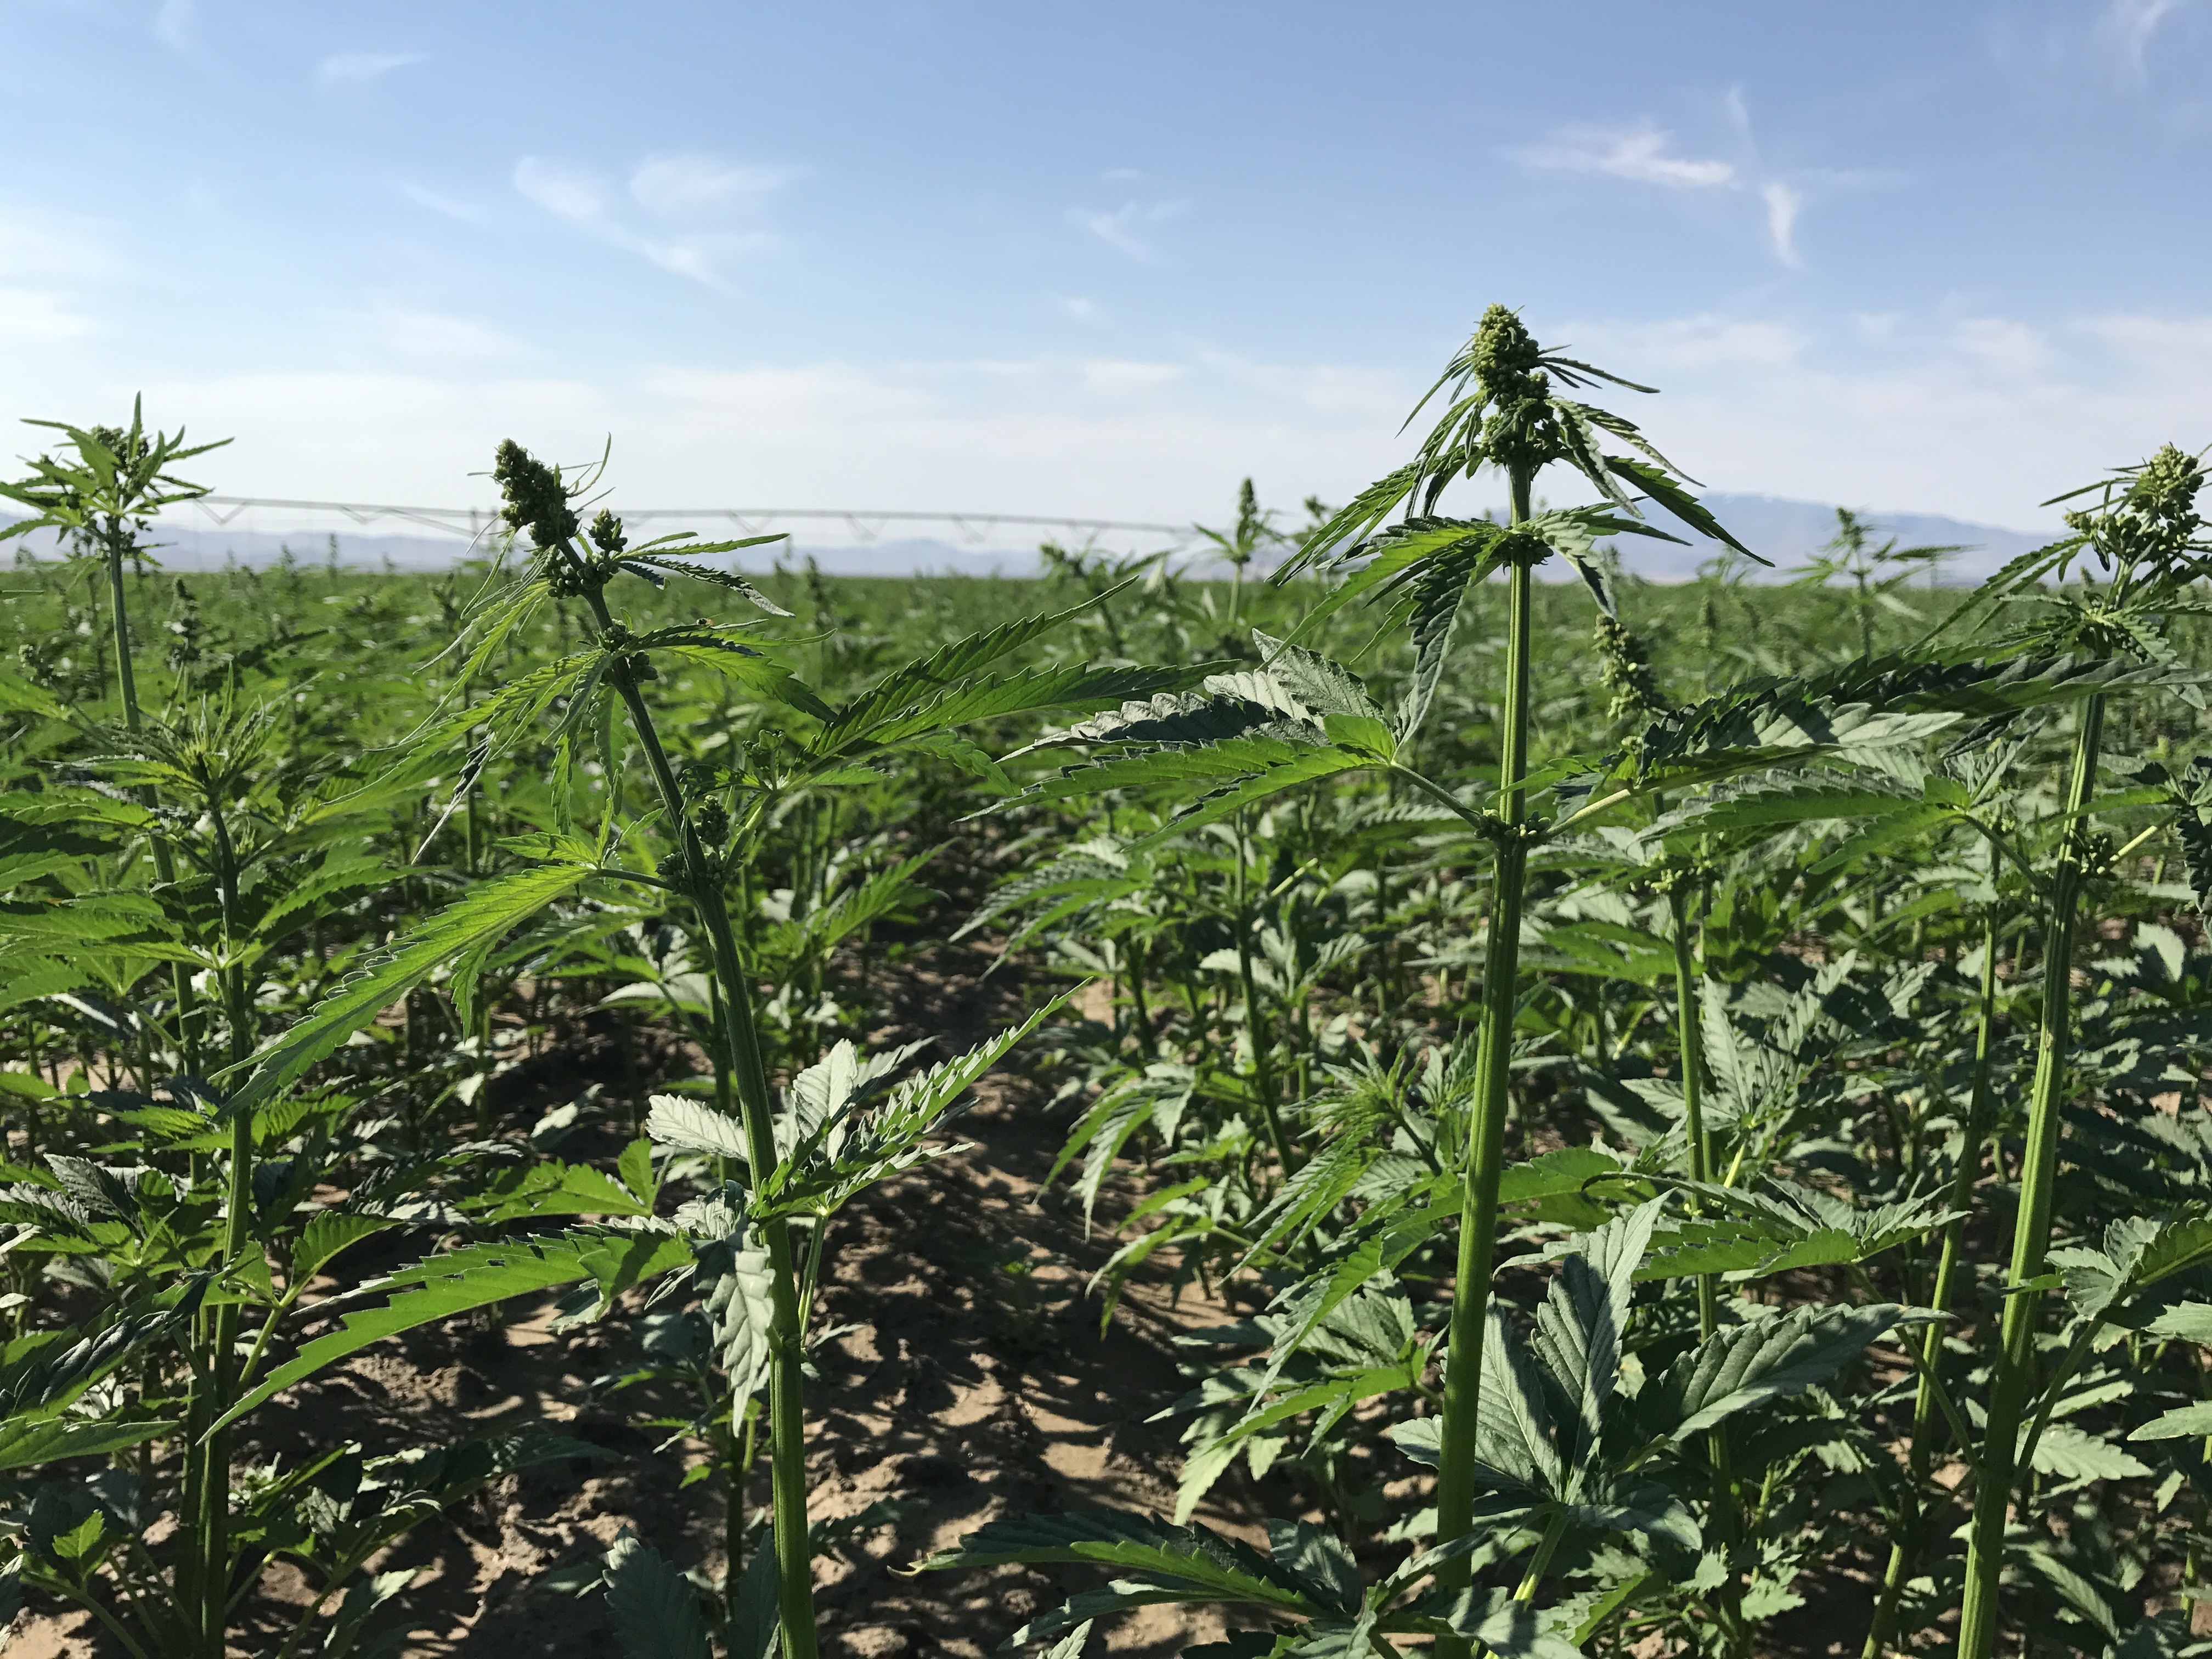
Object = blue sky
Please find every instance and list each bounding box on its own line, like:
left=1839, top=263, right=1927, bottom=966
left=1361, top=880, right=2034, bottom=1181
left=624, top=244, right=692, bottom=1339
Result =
left=3, top=1, right=2208, bottom=540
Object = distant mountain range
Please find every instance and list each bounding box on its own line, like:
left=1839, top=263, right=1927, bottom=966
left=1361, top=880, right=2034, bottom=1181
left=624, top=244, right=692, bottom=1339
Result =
left=4, top=493, right=2056, bottom=583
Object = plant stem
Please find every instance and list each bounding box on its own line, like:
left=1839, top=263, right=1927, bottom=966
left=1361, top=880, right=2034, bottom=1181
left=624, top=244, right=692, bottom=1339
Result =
left=582, top=591, right=820, bottom=1659
left=103, top=520, right=221, bottom=1650
left=1862, top=911, right=1999, bottom=1659
left=1513, top=1509, right=1572, bottom=1603
left=728, top=1395, right=761, bottom=1585
left=1233, top=812, right=1295, bottom=1177
left=1672, top=881, right=1744, bottom=1655
left=1958, top=696, right=2104, bottom=1657
left=1431, top=471, right=1534, bottom=1652
left=194, top=789, right=255, bottom=1658
left=102, top=526, right=205, bottom=1073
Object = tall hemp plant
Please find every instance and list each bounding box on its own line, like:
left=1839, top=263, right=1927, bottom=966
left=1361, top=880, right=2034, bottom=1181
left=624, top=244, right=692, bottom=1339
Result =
left=145, top=441, right=1211, bottom=1656
left=0, top=404, right=231, bottom=1073
left=0, top=414, right=546, bottom=1658
left=1954, top=445, right=2212, bottom=1657
left=927, top=307, right=1780, bottom=1641
left=1272, top=307, right=1755, bottom=1632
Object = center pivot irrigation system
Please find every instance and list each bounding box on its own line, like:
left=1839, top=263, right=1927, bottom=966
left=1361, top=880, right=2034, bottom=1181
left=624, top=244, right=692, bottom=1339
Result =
left=179, top=495, right=1201, bottom=554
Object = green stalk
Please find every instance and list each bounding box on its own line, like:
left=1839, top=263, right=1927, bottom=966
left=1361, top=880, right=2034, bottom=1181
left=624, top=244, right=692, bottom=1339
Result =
left=193, top=1104, right=252, bottom=1656
left=1431, top=471, right=1535, bottom=1648
left=1863, top=911, right=2000, bottom=1659
left=1512, top=1509, right=1571, bottom=1603
left=1959, top=696, right=2104, bottom=1657
left=105, top=516, right=221, bottom=1649
left=728, top=1395, right=761, bottom=1584
left=1232, top=813, right=1295, bottom=1178
left=1671, top=881, right=1743, bottom=1654
left=100, top=520, right=205, bottom=1073
left=194, top=789, right=253, bottom=1657
left=581, top=590, right=820, bottom=1658
left=103, top=526, right=145, bottom=736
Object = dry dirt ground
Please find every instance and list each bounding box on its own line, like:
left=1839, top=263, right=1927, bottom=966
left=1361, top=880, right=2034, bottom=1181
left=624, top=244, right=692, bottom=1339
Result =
left=8, top=957, right=1291, bottom=1659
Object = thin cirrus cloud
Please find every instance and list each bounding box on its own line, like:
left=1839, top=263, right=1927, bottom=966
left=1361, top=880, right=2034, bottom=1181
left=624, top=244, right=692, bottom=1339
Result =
left=1520, top=127, right=1740, bottom=189
left=1068, top=200, right=1189, bottom=264
left=629, top=155, right=793, bottom=217
left=1761, top=183, right=1804, bottom=268
left=1517, top=123, right=1807, bottom=268
left=318, top=52, right=426, bottom=88
left=2104, top=0, right=2193, bottom=72
left=513, top=154, right=788, bottom=289
left=398, top=182, right=481, bottom=223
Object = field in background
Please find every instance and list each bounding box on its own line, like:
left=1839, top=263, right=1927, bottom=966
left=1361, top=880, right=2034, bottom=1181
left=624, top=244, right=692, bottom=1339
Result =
left=1, top=557, right=1986, bottom=712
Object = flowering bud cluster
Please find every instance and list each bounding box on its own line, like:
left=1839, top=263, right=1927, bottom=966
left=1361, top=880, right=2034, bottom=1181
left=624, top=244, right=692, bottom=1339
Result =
left=588, top=509, right=628, bottom=556
left=492, top=441, right=579, bottom=551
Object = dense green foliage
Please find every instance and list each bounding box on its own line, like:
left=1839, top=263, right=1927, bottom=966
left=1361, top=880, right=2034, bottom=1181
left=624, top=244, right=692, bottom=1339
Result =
left=3, top=317, right=2211, bottom=1659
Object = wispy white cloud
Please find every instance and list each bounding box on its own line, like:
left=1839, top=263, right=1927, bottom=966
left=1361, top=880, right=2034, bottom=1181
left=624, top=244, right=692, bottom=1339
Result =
left=1988, top=0, right=2200, bottom=90
left=1057, top=296, right=1103, bottom=324
left=1762, top=183, right=1804, bottom=268
left=514, top=159, right=608, bottom=224
left=629, top=154, right=793, bottom=217
left=1520, top=111, right=1817, bottom=267
left=398, top=182, right=481, bottom=223
left=2104, top=0, right=2192, bottom=71
left=1519, top=127, right=1737, bottom=189
left=1068, top=200, right=1188, bottom=264
left=318, top=52, right=425, bottom=88
left=514, top=154, right=788, bottom=287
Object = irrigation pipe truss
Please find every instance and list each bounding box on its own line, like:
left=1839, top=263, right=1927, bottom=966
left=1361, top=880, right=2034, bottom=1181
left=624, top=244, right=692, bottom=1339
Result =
left=184, top=497, right=1199, bottom=550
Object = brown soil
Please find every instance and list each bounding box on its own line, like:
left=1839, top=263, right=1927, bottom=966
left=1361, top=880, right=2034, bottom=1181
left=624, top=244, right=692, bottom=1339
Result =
left=7, top=955, right=1286, bottom=1659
